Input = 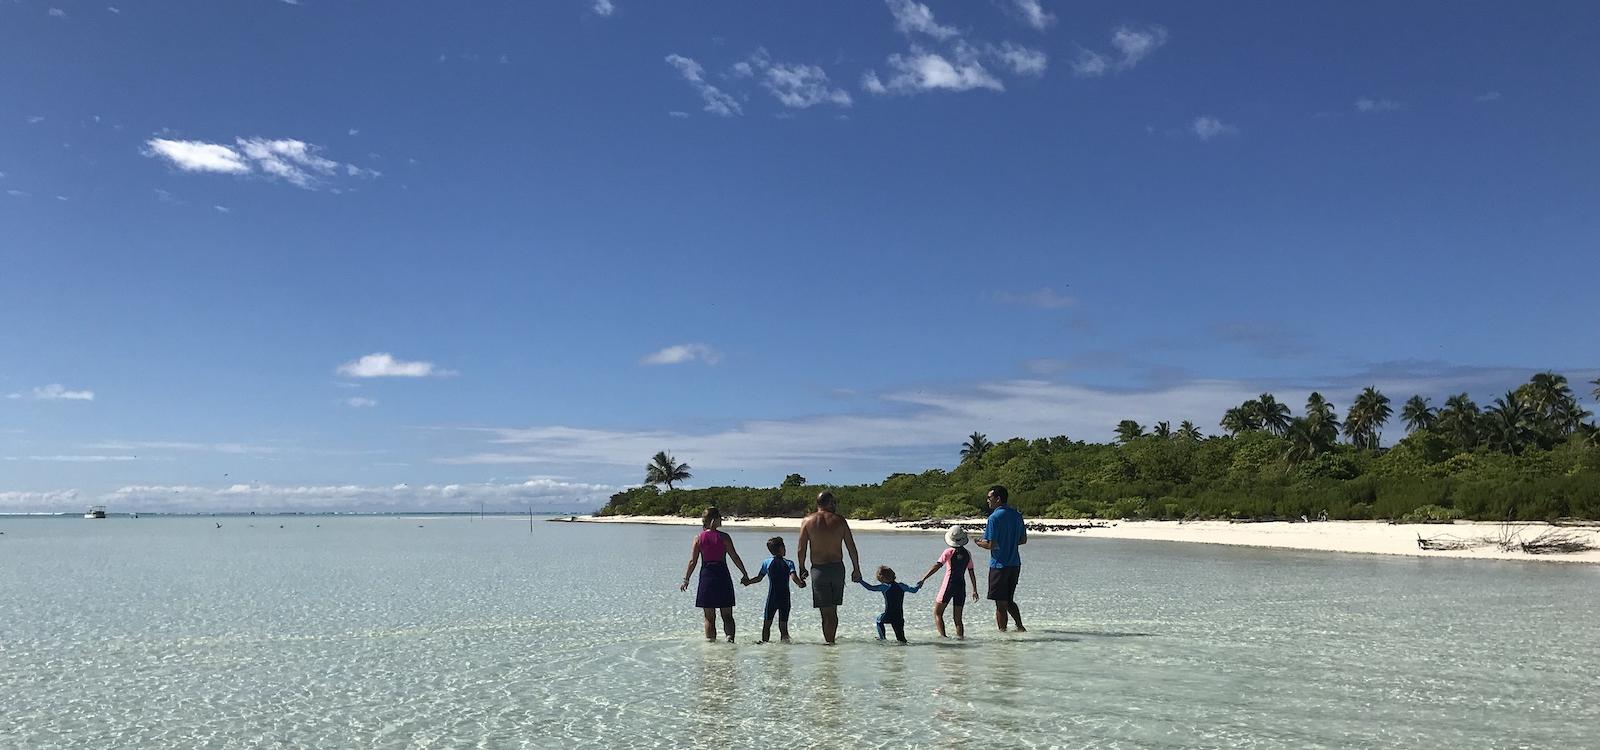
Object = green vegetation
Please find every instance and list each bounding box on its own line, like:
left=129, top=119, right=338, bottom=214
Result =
left=601, top=371, right=1600, bottom=522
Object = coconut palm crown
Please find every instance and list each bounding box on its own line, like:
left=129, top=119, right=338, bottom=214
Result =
left=644, top=451, right=692, bottom=490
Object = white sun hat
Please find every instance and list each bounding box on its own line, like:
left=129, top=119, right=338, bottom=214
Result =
left=944, top=525, right=969, bottom=548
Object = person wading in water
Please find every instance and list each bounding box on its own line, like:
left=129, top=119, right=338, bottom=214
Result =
left=795, top=492, right=863, bottom=645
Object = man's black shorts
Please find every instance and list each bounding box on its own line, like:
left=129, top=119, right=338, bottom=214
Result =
left=987, top=566, right=1021, bottom=601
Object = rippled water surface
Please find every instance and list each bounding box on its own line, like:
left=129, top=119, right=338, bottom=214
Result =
left=3, top=517, right=1598, bottom=748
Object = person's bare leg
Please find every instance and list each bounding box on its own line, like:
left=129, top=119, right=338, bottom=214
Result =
left=953, top=604, right=965, bottom=639
left=821, top=606, right=839, bottom=644
left=1007, top=602, right=1025, bottom=632
left=761, top=617, right=773, bottom=643
left=778, top=613, right=790, bottom=641
left=933, top=600, right=948, bottom=638
left=995, top=601, right=1009, bottom=631
left=720, top=607, right=736, bottom=642
left=703, top=608, right=717, bottom=640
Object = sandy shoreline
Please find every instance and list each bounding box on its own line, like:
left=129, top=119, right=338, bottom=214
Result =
left=575, top=514, right=1600, bottom=564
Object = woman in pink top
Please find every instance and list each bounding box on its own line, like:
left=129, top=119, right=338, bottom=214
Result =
left=680, top=507, right=751, bottom=642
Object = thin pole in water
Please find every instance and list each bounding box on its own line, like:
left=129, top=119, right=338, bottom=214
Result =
left=528, top=504, right=533, bottom=533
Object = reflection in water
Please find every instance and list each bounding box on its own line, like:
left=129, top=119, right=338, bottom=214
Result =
left=694, top=646, right=736, bottom=748
left=985, top=641, right=1024, bottom=737
left=932, top=643, right=974, bottom=748
left=878, top=645, right=908, bottom=706
left=802, top=647, right=845, bottom=735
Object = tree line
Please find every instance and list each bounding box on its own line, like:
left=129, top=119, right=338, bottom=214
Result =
left=600, top=372, right=1600, bottom=523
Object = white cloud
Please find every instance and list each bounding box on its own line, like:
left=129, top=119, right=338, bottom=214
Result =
left=96, top=478, right=617, bottom=513
left=107, top=6, right=120, bottom=13
left=993, top=42, right=1047, bottom=76
left=336, top=353, right=453, bottom=378
left=85, top=440, right=277, bottom=455
left=1009, top=0, right=1054, bottom=30
left=994, top=287, right=1075, bottom=309
left=641, top=343, right=721, bottom=366
left=3, top=455, right=137, bottom=462
left=346, top=397, right=378, bottom=408
left=32, top=384, right=94, bottom=401
left=592, top=0, right=615, bottom=16
left=1355, top=97, right=1402, bottom=113
left=1073, top=25, right=1168, bottom=77
left=144, top=139, right=251, bottom=174
left=1192, top=115, right=1237, bottom=141
left=143, top=136, right=374, bottom=189
left=5, top=189, right=29, bottom=198
left=864, top=47, right=1004, bottom=95
left=665, top=54, right=742, bottom=117
left=885, top=0, right=959, bottom=40
left=668, top=110, right=690, bottom=118
left=1475, top=91, right=1502, bottom=103
left=439, top=379, right=1262, bottom=471
left=236, top=138, right=340, bottom=187
left=0, top=489, right=81, bottom=511
left=48, top=8, right=67, bottom=19
left=744, top=55, right=852, bottom=108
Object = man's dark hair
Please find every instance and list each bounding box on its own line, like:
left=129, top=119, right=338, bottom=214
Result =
left=989, top=485, right=1009, bottom=503
left=766, top=536, right=784, bottom=555
left=817, top=491, right=836, bottom=509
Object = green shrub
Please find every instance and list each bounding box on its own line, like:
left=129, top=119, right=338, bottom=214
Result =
left=1398, top=504, right=1464, bottom=523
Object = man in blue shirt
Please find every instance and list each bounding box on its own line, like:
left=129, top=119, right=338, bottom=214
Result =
left=974, top=485, right=1027, bottom=632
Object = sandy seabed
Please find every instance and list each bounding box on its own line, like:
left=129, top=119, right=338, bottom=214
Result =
left=574, top=514, right=1600, bottom=564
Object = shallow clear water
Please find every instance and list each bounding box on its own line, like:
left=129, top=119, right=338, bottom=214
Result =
left=2, top=516, right=1597, bottom=748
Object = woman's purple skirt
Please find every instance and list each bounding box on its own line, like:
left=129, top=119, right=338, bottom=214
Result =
left=695, top=560, right=736, bottom=609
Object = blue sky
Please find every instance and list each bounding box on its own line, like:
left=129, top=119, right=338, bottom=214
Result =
left=2, top=0, right=1598, bottom=512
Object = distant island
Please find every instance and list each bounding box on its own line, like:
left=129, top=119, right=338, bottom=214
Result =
left=601, top=371, right=1600, bottom=523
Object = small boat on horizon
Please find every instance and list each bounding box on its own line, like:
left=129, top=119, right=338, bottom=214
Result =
left=84, top=505, right=107, bottom=519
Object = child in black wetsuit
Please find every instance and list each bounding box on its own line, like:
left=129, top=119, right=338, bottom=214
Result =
left=858, top=565, right=921, bottom=642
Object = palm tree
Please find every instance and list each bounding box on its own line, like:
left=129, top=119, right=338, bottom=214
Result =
left=644, top=451, right=692, bottom=490
left=1253, top=393, right=1292, bottom=435
left=1518, top=371, right=1582, bottom=444
left=1284, top=416, right=1332, bottom=465
left=1437, top=392, right=1481, bottom=450
left=1219, top=406, right=1261, bottom=436
left=1177, top=420, right=1204, bottom=441
left=1152, top=421, right=1173, bottom=439
left=1483, top=391, right=1534, bottom=455
left=959, top=432, right=993, bottom=463
left=1304, top=392, right=1341, bottom=445
left=1401, top=395, right=1436, bottom=433
left=1592, top=376, right=1600, bottom=403
left=1343, top=386, right=1391, bottom=450
left=1114, top=420, right=1146, bottom=443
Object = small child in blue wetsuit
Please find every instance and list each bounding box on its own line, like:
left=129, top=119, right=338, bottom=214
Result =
left=858, top=565, right=921, bottom=642
left=744, top=536, right=806, bottom=643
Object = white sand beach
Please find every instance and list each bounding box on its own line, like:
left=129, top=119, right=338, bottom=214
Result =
left=576, top=514, right=1600, bottom=564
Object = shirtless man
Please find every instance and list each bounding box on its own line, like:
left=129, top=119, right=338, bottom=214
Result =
left=795, top=491, right=863, bottom=644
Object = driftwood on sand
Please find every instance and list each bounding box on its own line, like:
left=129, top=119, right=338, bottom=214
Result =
left=1416, top=519, right=1597, bottom=555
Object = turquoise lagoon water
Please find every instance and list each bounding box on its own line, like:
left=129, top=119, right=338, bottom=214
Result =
left=2, top=516, right=1597, bottom=748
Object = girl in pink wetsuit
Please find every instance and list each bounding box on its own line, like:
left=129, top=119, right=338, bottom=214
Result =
left=915, top=525, right=979, bottom=638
